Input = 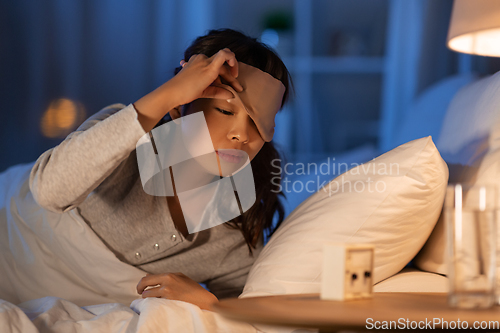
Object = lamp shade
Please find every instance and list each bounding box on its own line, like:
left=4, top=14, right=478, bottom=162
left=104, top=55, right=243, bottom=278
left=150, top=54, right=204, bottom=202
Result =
left=447, top=0, right=500, bottom=56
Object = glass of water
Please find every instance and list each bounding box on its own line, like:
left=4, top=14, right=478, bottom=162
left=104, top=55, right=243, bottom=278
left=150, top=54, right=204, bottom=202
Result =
left=446, top=184, right=497, bottom=309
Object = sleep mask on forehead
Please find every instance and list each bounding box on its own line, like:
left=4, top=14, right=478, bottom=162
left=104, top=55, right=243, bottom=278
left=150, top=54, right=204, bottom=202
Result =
left=210, top=62, right=286, bottom=142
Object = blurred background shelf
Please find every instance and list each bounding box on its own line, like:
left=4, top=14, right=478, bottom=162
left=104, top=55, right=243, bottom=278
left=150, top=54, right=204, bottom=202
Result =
left=265, top=0, right=391, bottom=158
left=4, top=0, right=499, bottom=172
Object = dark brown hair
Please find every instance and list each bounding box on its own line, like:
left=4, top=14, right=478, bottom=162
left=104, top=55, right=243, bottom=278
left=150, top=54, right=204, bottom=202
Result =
left=163, top=28, right=292, bottom=255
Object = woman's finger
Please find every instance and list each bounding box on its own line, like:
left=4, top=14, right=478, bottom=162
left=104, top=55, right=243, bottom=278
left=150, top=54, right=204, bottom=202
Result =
left=211, top=48, right=239, bottom=79
left=222, top=48, right=237, bottom=75
left=213, top=76, right=222, bottom=85
left=141, top=286, right=164, bottom=298
left=218, top=64, right=243, bottom=92
left=137, top=274, right=166, bottom=294
left=188, top=54, right=200, bottom=63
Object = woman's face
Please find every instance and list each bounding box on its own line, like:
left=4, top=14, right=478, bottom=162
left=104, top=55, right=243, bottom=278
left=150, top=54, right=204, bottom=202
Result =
left=183, top=98, right=266, bottom=164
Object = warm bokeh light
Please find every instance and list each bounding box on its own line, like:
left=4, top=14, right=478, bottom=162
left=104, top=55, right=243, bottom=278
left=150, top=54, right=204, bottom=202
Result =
left=448, top=28, right=500, bottom=57
left=40, top=98, right=86, bottom=138
left=447, top=0, right=500, bottom=57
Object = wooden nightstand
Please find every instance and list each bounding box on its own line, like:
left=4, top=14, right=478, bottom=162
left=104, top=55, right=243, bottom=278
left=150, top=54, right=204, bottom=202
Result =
left=212, top=292, right=500, bottom=332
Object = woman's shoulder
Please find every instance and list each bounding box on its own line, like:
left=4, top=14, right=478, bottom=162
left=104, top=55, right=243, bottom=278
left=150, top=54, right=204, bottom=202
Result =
left=75, top=103, right=129, bottom=132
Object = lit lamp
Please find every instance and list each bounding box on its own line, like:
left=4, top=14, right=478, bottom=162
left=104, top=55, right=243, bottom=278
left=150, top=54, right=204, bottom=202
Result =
left=447, top=0, right=500, bottom=56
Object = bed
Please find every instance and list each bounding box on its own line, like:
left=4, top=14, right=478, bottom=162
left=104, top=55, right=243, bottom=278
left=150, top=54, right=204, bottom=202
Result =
left=0, top=145, right=445, bottom=333
left=2, top=70, right=500, bottom=333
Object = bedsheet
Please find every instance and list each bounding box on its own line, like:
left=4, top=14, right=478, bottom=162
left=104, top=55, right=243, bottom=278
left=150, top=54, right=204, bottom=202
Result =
left=0, top=296, right=258, bottom=333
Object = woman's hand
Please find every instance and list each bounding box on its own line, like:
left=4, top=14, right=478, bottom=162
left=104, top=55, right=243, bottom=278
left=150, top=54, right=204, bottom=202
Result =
left=134, top=48, right=243, bottom=133
left=136, top=272, right=219, bottom=311
left=168, top=48, right=243, bottom=105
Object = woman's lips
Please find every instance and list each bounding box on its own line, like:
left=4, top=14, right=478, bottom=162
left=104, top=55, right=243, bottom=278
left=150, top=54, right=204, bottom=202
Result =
left=216, top=150, right=244, bottom=164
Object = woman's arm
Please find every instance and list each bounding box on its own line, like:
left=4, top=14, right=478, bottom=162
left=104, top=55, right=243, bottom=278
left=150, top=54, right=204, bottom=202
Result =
left=29, top=103, right=147, bottom=212
left=30, top=48, right=242, bottom=213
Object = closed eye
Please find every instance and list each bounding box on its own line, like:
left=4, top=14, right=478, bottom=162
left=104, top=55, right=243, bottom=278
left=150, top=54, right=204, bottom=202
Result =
left=215, top=107, right=234, bottom=116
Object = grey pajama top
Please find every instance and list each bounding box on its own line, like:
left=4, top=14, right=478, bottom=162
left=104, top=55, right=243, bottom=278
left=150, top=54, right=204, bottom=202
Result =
left=29, top=103, right=264, bottom=300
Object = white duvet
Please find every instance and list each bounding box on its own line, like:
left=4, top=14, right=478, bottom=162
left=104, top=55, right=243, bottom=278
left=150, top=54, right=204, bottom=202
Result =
left=0, top=162, right=258, bottom=333
left=0, top=296, right=258, bottom=333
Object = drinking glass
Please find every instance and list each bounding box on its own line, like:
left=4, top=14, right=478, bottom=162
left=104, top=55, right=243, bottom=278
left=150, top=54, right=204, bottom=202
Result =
left=446, top=184, right=497, bottom=309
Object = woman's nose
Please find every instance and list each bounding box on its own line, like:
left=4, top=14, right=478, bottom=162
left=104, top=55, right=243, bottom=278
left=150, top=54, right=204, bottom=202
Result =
left=227, top=117, right=250, bottom=143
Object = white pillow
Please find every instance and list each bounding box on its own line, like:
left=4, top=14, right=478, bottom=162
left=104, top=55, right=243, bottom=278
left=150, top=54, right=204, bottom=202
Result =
left=373, top=268, right=448, bottom=293
left=414, top=70, right=500, bottom=275
left=241, top=137, right=448, bottom=298
left=437, top=71, right=500, bottom=164
left=414, top=121, right=500, bottom=275
left=391, top=73, right=477, bottom=151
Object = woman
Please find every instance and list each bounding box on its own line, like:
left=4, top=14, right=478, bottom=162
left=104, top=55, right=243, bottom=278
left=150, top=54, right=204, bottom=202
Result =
left=29, top=29, right=291, bottom=311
